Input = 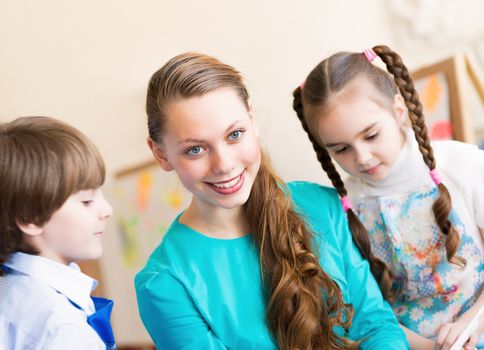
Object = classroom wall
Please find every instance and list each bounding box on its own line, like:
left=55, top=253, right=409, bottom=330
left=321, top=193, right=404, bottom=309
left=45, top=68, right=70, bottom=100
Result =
left=1, top=0, right=483, bottom=345
left=0, top=0, right=399, bottom=185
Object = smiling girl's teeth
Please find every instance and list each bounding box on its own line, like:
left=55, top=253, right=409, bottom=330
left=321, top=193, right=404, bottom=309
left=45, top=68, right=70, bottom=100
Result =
left=212, top=175, right=240, bottom=188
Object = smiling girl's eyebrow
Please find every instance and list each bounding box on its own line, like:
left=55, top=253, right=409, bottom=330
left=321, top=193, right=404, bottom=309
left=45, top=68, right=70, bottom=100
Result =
left=325, top=122, right=378, bottom=148
left=177, top=120, right=242, bottom=146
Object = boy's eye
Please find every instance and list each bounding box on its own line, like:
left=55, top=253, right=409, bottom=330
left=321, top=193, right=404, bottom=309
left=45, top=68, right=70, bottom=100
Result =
left=82, top=200, right=94, bottom=206
left=228, top=129, right=244, bottom=141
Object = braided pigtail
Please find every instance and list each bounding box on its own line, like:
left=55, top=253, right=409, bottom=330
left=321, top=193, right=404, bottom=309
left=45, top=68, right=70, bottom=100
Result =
left=245, top=152, right=358, bottom=349
left=373, top=45, right=466, bottom=267
left=293, top=87, right=397, bottom=301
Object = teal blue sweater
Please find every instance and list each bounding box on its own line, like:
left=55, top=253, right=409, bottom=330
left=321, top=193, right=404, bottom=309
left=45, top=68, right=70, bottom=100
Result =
left=135, top=181, right=409, bottom=349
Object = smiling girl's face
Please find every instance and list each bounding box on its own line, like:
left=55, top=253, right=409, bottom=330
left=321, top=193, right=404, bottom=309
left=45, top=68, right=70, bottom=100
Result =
left=151, top=87, right=261, bottom=212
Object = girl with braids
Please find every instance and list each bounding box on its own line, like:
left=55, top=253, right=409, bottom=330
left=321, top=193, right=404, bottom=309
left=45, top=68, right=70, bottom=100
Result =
left=293, top=45, right=484, bottom=350
left=134, top=52, right=408, bottom=350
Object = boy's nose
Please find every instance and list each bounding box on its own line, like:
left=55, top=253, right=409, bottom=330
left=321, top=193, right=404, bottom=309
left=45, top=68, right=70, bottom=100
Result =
left=99, top=195, right=113, bottom=219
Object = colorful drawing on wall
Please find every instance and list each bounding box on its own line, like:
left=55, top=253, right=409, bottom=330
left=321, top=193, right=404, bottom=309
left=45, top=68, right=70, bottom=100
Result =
left=111, top=161, right=191, bottom=268
left=117, top=217, right=141, bottom=267
left=410, top=54, right=484, bottom=143
left=414, top=72, right=452, bottom=140
left=137, top=171, right=153, bottom=211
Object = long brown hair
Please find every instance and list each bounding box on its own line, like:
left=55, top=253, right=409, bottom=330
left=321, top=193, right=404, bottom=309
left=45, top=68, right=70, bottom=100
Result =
left=292, top=45, right=465, bottom=301
left=0, top=116, right=105, bottom=275
left=146, top=52, right=358, bottom=349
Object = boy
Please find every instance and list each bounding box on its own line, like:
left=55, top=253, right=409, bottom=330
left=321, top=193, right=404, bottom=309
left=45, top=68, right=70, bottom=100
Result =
left=0, top=116, right=115, bottom=349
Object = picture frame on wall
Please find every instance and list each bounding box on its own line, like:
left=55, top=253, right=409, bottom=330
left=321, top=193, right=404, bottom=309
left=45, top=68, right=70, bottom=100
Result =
left=411, top=54, right=475, bottom=143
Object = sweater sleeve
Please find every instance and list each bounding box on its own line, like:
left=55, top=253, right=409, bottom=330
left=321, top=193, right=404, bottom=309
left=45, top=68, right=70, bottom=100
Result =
left=435, top=140, right=484, bottom=229
left=336, top=219, right=408, bottom=350
left=332, top=194, right=409, bottom=350
left=135, top=269, right=226, bottom=350
left=287, top=181, right=409, bottom=349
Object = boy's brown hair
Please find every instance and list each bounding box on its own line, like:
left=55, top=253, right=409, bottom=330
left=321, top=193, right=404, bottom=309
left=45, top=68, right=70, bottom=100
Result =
left=0, top=116, right=105, bottom=275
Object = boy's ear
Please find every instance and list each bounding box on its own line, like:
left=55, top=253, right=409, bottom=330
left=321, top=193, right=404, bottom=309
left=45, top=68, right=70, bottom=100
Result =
left=147, top=137, right=173, bottom=172
left=393, top=94, right=407, bottom=126
left=16, top=221, right=43, bottom=237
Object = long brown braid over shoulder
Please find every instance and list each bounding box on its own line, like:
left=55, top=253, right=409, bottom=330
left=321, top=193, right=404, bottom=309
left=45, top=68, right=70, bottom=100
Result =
left=146, top=52, right=359, bottom=350
left=245, top=153, right=358, bottom=349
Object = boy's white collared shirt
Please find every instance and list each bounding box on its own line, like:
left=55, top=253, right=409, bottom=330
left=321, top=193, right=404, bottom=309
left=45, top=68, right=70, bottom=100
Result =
left=0, top=252, right=105, bottom=349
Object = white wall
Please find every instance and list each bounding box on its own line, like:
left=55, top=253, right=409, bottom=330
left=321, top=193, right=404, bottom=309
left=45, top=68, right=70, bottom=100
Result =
left=0, top=0, right=398, bottom=185
left=3, top=0, right=481, bottom=346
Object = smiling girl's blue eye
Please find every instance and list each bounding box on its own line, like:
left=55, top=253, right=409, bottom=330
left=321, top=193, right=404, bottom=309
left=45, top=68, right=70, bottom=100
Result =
left=228, top=129, right=244, bottom=141
left=186, top=146, right=203, bottom=156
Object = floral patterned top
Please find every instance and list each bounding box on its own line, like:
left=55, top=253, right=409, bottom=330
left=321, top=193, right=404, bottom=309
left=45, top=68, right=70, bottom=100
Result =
left=346, top=129, right=484, bottom=339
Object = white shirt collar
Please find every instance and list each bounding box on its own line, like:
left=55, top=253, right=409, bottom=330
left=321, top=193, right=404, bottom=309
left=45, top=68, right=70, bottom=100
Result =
left=4, top=252, right=97, bottom=313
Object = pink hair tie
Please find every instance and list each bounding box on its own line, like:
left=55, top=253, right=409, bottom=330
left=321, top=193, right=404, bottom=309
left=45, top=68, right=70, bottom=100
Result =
left=363, top=48, right=377, bottom=62
left=429, top=169, right=442, bottom=186
left=340, top=196, right=353, bottom=212
left=299, top=81, right=305, bottom=90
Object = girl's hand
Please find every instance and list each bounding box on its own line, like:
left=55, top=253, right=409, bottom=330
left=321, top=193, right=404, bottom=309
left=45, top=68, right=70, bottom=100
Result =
left=435, top=320, right=479, bottom=350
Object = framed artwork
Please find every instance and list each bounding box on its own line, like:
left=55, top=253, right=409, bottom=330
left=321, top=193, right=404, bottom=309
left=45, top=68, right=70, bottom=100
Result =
left=466, top=50, right=484, bottom=149
left=411, top=54, right=475, bottom=143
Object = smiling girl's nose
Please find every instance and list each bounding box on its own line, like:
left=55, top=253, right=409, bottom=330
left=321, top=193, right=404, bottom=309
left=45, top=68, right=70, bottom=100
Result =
left=211, top=147, right=235, bottom=176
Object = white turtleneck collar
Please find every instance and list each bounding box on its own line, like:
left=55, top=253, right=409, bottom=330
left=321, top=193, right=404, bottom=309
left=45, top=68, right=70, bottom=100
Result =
left=353, top=127, right=435, bottom=197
